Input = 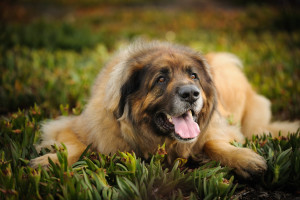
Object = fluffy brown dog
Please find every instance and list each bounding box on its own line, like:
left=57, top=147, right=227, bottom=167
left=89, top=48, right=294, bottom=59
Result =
left=30, top=41, right=299, bottom=178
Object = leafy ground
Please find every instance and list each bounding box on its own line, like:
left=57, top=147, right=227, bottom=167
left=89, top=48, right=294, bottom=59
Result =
left=0, top=0, right=300, bottom=199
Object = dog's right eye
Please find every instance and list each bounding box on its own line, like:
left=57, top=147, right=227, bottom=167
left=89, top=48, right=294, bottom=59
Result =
left=157, top=76, right=166, bottom=84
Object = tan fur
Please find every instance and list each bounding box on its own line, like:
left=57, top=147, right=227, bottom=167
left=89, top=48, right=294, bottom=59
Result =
left=206, top=52, right=299, bottom=138
left=31, top=41, right=299, bottom=178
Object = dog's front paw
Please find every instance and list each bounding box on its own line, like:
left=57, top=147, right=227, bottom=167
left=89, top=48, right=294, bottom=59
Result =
left=233, top=148, right=267, bottom=178
left=29, top=153, right=58, bottom=168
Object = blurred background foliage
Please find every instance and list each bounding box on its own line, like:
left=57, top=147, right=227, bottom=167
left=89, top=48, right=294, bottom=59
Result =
left=0, top=0, right=299, bottom=118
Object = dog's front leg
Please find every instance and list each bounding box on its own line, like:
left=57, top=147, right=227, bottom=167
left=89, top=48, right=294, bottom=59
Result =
left=30, top=129, right=87, bottom=168
left=203, top=139, right=267, bottom=178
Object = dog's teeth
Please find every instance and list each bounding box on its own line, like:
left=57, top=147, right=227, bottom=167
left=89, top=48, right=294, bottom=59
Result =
left=188, top=110, right=192, bottom=116
left=166, top=114, right=173, bottom=123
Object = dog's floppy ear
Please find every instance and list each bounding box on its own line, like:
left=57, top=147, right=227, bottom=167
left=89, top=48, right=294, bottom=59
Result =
left=193, top=55, right=217, bottom=132
left=116, top=67, right=147, bottom=119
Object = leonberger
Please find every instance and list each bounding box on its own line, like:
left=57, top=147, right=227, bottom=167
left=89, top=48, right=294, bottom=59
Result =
left=30, top=41, right=299, bottom=178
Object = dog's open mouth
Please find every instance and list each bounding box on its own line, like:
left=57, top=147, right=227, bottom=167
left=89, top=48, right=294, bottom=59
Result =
left=156, top=110, right=200, bottom=141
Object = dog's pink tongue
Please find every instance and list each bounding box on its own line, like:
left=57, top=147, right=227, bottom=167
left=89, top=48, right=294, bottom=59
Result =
left=172, top=111, right=200, bottom=139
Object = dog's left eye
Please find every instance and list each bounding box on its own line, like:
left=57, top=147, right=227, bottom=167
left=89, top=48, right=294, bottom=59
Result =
left=190, top=73, right=198, bottom=80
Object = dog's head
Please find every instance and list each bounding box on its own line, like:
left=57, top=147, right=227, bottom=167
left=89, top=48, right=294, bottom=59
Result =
left=114, top=42, right=217, bottom=143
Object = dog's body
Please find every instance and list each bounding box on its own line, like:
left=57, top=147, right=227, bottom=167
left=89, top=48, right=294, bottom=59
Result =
left=31, top=42, right=299, bottom=177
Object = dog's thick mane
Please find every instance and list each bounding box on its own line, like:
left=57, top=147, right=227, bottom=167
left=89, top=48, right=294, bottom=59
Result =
left=97, top=41, right=213, bottom=119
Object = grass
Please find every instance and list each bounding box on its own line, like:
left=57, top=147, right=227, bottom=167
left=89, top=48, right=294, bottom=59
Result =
left=0, top=106, right=299, bottom=199
left=0, top=107, right=238, bottom=199
left=0, top=0, right=300, bottom=199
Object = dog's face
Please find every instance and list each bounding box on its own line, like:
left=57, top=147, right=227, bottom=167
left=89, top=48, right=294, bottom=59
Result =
left=117, top=47, right=216, bottom=143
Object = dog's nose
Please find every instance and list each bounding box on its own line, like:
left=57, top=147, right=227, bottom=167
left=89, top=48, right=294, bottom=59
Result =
left=178, top=85, right=200, bottom=103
